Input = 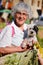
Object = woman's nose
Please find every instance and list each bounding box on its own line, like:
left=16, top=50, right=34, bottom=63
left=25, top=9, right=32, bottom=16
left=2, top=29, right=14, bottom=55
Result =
left=18, top=17, right=22, bottom=20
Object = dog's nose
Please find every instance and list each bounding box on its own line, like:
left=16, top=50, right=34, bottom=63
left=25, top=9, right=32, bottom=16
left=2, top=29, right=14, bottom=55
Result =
left=30, top=31, right=33, bottom=34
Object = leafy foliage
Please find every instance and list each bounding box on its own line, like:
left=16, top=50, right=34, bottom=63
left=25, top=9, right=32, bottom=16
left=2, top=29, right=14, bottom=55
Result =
left=4, top=53, right=21, bottom=65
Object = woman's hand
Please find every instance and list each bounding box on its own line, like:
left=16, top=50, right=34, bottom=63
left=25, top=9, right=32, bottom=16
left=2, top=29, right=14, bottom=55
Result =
left=0, top=45, right=28, bottom=54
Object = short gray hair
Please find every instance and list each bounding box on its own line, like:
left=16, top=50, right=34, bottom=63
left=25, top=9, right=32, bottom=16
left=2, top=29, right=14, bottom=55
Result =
left=11, top=2, right=33, bottom=19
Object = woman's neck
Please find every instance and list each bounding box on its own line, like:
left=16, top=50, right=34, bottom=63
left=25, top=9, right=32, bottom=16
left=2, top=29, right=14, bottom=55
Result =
left=19, top=25, right=24, bottom=31
left=14, top=20, right=24, bottom=31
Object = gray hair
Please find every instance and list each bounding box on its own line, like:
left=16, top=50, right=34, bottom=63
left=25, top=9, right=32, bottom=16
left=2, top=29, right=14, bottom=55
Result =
left=11, top=2, right=33, bottom=19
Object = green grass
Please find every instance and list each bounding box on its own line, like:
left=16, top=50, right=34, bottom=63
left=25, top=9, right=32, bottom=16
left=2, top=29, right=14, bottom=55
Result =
left=37, top=26, right=43, bottom=48
left=0, top=22, right=6, bottom=29
left=38, top=26, right=43, bottom=30
left=37, top=35, right=43, bottom=48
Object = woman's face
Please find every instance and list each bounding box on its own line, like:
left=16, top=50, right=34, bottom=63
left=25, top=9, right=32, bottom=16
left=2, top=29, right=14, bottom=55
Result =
left=15, top=10, right=28, bottom=27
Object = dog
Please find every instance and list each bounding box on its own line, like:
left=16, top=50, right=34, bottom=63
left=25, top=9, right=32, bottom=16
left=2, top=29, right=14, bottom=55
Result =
left=21, top=24, right=38, bottom=49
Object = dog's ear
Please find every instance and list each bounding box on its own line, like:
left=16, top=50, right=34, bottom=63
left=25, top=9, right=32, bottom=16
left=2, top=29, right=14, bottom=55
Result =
left=33, top=25, right=39, bottom=34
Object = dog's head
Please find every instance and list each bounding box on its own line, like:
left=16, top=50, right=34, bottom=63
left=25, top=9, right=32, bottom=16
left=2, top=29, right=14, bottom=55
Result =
left=28, top=28, right=36, bottom=37
left=27, top=24, right=38, bottom=37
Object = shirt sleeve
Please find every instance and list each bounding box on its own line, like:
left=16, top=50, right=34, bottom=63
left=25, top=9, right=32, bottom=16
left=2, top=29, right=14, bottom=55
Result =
left=0, top=25, right=12, bottom=47
left=0, top=26, right=7, bottom=41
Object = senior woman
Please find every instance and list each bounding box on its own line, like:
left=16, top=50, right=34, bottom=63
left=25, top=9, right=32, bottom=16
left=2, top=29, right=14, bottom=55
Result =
left=0, top=2, right=38, bottom=65
left=0, top=2, right=33, bottom=53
